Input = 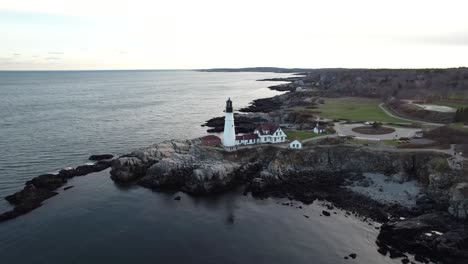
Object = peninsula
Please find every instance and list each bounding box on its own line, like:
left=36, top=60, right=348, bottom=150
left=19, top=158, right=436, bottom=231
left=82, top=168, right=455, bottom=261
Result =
left=2, top=67, right=468, bottom=264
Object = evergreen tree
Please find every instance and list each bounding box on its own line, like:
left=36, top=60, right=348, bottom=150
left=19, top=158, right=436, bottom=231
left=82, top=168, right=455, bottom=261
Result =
left=454, top=107, right=468, bottom=122
left=454, top=108, right=462, bottom=122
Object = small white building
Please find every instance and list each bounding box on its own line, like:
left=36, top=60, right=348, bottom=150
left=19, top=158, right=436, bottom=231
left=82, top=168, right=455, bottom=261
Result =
left=289, top=140, right=302, bottom=149
left=253, top=124, right=287, bottom=144
left=313, top=122, right=325, bottom=134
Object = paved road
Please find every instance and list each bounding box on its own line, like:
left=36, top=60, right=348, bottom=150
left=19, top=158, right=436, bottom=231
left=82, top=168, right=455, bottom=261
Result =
left=333, top=123, right=421, bottom=140
left=378, top=103, right=444, bottom=126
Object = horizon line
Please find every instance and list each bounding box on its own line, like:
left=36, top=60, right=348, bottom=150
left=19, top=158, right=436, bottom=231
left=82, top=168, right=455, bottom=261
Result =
left=0, top=66, right=467, bottom=72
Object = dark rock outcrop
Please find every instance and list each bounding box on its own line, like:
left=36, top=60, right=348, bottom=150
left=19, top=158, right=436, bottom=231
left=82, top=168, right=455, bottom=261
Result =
left=89, top=154, right=114, bottom=161
left=377, top=212, right=468, bottom=264
left=239, top=97, right=283, bottom=113
left=203, top=114, right=268, bottom=133
left=1, top=160, right=111, bottom=222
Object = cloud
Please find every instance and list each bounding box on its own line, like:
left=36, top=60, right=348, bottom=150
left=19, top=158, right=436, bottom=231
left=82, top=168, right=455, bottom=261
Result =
left=45, top=57, right=61, bottom=60
left=48, top=51, right=63, bottom=55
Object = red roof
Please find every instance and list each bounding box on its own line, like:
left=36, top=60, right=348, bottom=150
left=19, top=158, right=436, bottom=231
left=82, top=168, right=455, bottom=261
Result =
left=201, top=135, right=221, bottom=146
left=236, top=134, right=259, bottom=140
left=255, top=123, right=280, bottom=135
left=203, top=135, right=221, bottom=140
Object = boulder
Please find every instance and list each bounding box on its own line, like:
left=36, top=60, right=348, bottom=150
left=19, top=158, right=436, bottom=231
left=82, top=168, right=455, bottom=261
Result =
left=110, top=157, right=153, bottom=183
left=89, top=154, right=114, bottom=161
left=322, top=210, right=331, bottom=216
left=448, top=182, right=468, bottom=219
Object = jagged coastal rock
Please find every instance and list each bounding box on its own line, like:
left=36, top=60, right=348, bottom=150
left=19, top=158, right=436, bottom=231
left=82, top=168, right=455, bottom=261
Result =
left=107, top=139, right=467, bottom=262
left=377, top=212, right=468, bottom=263
left=110, top=139, right=460, bottom=205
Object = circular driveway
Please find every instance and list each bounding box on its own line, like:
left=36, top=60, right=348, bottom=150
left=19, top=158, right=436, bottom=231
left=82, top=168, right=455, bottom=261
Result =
left=334, top=123, right=422, bottom=140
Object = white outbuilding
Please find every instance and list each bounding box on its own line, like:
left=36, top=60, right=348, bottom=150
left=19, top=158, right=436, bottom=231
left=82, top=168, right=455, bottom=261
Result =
left=289, top=140, right=302, bottom=149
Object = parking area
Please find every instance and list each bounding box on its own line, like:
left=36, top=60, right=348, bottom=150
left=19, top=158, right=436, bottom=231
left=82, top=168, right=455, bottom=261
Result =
left=334, top=123, right=422, bottom=140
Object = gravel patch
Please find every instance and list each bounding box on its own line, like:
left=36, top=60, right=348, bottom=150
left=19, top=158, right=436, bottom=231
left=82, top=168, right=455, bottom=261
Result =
left=346, top=173, right=422, bottom=208
left=414, top=104, right=456, bottom=113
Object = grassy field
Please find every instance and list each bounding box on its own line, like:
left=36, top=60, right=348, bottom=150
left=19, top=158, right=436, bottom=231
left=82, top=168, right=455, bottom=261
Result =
left=450, top=122, right=468, bottom=132
left=448, top=95, right=468, bottom=100
left=286, top=130, right=323, bottom=140
left=316, top=97, right=405, bottom=123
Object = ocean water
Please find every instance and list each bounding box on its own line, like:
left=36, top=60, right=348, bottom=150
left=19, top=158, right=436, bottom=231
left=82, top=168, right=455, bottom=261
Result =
left=0, top=71, right=403, bottom=264
left=0, top=70, right=285, bottom=209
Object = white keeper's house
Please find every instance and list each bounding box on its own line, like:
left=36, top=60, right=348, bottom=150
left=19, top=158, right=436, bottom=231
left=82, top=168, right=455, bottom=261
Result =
left=253, top=123, right=287, bottom=143
left=235, top=123, right=287, bottom=145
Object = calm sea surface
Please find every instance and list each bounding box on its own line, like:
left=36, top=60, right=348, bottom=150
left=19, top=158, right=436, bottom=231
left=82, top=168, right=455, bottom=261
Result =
left=0, top=70, right=401, bottom=264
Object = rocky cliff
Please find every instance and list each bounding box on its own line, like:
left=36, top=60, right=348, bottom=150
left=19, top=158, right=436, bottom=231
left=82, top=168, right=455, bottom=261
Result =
left=109, top=140, right=467, bottom=262
left=110, top=140, right=462, bottom=212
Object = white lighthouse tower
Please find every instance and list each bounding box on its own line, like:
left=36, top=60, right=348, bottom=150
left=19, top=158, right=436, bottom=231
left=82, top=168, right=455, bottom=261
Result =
left=223, top=98, right=236, bottom=150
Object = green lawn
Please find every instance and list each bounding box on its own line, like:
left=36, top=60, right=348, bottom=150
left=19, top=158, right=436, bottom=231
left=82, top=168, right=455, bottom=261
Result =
left=316, top=97, right=405, bottom=123
left=448, top=95, right=468, bottom=101
left=286, top=130, right=323, bottom=140
left=382, top=140, right=400, bottom=146
left=450, top=123, right=468, bottom=132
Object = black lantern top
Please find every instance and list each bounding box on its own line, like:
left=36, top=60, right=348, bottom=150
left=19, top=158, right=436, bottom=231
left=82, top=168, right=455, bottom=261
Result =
left=225, top=98, right=233, bottom=113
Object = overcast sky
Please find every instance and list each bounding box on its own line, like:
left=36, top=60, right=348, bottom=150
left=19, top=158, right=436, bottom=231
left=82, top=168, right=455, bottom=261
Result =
left=1, top=0, right=467, bottom=70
